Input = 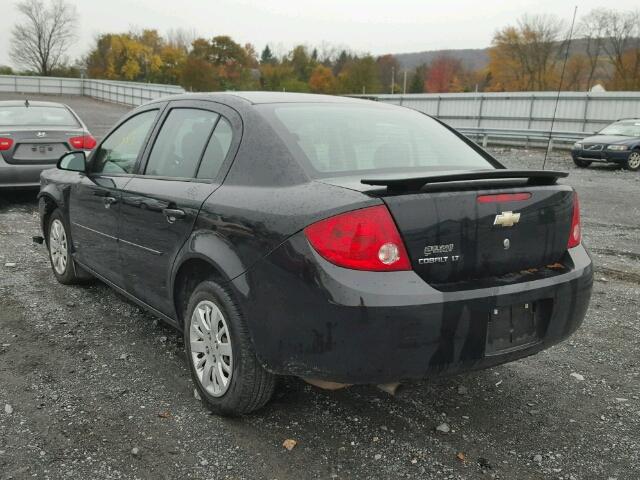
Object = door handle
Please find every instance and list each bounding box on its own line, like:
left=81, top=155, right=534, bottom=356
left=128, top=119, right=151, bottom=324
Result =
left=104, top=196, right=117, bottom=209
left=163, top=208, right=185, bottom=223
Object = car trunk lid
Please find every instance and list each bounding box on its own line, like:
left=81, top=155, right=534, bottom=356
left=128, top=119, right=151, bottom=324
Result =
left=362, top=170, right=574, bottom=285
left=320, top=169, right=574, bottom=285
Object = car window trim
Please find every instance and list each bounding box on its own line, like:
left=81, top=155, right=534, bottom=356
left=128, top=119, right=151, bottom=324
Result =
left=88, top=105, right=164, bottom=177
left=134, top=99, right=242, bottom=184
left=140, top=105, right=220, bottom=179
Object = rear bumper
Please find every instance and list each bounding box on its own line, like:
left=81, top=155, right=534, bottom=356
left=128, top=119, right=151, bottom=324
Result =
left=0, top=155, right=53, bottom=188
left=571, top=148, right=630, bottom=164
left=234, top=233, right=593, bottom=384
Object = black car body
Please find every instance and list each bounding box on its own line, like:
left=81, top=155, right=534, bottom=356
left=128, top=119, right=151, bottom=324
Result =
left=571, top=118, right=640, bottom=171
left=0, top=100, right=96, bottom=188
left=38, top=92, right=593, bottom=414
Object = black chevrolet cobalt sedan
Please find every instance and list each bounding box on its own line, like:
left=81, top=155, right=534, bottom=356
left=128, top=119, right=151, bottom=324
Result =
left=38, top=93, right=593, bottom=415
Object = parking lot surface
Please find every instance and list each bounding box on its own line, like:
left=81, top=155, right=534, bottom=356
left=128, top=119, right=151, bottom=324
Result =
left=1, top=95, right=639, bottom=479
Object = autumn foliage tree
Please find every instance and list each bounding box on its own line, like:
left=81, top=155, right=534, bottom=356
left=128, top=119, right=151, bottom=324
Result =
left=488, top=15, right=564, bottom=91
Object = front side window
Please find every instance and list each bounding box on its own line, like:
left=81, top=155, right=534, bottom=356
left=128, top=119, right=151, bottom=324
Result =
left=145, top=108, right=219, bottom=178
left=258, top=104, right=494, bottom=177
left=91, top=110, right=158, bottom=174
left=197, top=117, right=233, bottom=180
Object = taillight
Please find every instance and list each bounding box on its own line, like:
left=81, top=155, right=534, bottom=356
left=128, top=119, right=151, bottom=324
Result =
left=567, top=192, right=581, bottom=248
left=69, top=135, right=97, bottom=150
left=304, top=205, right=411, bottom=271
left=0, top=137, right=13, bottom=151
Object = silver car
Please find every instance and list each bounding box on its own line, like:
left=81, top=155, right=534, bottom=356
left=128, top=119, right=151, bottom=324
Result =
left=0, top=100, right=95, bottom=188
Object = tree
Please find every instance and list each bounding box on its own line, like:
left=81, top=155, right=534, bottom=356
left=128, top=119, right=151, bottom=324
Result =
left=425, top=55, right=464, bottom=93
left=337, top=55, right=381, bottom=94
left=308, top=65, right=336, bottom=93
left=488, top=15, right=564, bottom=91
left=289, top=45, right=314, bottom=82
left=260, top=45, right=276, bottom=65
left=600, top=9, right=640, bottom=90
left=85, top=31, right=163, bottom=82
left=10, top=0, right=78, bottom=76
left=376, top=54, right=400, bottom=93
left=578, top=9, right=609, bottom=90
left=408, top=65, right=427, bottom=93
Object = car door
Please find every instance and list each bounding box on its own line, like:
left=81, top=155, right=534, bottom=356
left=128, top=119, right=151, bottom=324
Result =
left=118, top=100, right=240, bottom=316
left=69, top=107, right=161, bottom=285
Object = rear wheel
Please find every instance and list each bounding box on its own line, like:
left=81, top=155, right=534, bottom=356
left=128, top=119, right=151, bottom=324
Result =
left=47, top=210, right=84, bottom=285
left=625, top=151, right=640, bottom=171
left=572, top=158, right=592, bottom=168
left=184, top=280, right=275, bottom=415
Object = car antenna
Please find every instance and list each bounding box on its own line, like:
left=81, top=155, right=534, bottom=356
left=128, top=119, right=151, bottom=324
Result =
left=24, top=99, right=30, bottom=108
left=543, top=5, right=578, bottom=170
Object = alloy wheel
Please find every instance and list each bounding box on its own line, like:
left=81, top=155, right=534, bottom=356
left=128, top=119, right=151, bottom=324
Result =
left=49, top=219, right=68, bottom=275
left=190, top=300, right=233, bottom=397
left=628, top=152, right=640, bottom=170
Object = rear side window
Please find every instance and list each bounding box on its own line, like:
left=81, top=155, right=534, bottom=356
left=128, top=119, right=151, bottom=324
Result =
left=0, top=106, right=79, bottom=127
left=197, top=117, right=233, bottom=180
left=145, top=108, right=219, bottom=178
left=259, top=104, right=493, bottom=176
left=92, top=110, right=158, bottom=174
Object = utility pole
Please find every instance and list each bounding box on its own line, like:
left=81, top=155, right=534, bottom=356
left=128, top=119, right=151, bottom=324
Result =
left=391, top=66, right=395, bottom=94
left=403, top=71, right=407, bottom=94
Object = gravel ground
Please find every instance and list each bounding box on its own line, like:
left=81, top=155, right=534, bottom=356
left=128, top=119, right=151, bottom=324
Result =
left=1, top=95, right=639, bottom=480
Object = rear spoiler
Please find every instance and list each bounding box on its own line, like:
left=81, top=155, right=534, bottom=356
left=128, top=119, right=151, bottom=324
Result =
left=361, top=169, right=569, bottom=192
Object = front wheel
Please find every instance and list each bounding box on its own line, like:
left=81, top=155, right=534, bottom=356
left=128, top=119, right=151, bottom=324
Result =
left=184, top=280, right=275, bottom=415
left=625, top=151, right=640, bottom=171
left=572, top=158, right=591, bottom=168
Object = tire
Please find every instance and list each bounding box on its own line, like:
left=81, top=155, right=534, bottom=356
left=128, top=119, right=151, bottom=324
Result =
left=573, top=158, right=591, bottom=168
left=184, top=280, right=275, bottom=415
left=625, top=150, right=640, bottom=171
left=47, top=210, right=85, bottom=285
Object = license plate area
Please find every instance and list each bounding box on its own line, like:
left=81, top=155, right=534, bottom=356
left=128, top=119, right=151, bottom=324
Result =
left=13, top=143, right=66, bottom=163
left=485, top=302, right=541, bottom=355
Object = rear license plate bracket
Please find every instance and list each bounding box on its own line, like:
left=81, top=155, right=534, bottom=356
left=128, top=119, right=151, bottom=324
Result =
left=485, top=302, right=539, bottom=355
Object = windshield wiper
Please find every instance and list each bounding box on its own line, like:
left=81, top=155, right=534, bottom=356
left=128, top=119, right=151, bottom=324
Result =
left=361, top=169, right=569, bottom=192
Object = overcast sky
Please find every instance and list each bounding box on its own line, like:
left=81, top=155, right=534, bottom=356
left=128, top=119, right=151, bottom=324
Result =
left=1, top=0, right=639, bottom=68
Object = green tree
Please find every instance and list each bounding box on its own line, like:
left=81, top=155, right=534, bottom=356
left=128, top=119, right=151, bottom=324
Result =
left=337, top=56, right=381, bottom=94
left=260, top=45, right=276, bottom=64
left=409, top=65, right=427, bottom=93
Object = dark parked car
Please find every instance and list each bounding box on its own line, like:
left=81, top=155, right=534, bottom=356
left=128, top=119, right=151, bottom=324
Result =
left=0, top=100, right=96, bottom=188
left=571, top=118, right=640, bottom=171
left=38, top=93, right=593, bottom=415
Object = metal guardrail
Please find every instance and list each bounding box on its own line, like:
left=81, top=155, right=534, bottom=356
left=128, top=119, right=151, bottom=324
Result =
left=0, top=75, right=185, bottom=106
left=456, top=127, right=585, bottom=151
left=360, top=92, right=640, bottom=147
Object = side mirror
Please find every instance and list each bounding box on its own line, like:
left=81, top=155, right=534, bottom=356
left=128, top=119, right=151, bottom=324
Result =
left=57, top=151, right=86, bottom=172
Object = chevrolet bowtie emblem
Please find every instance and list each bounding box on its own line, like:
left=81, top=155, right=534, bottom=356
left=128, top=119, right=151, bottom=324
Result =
left=494, top=211, right=520, bottom=227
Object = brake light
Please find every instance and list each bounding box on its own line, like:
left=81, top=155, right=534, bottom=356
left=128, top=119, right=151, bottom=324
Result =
left=0, top=137, right=13, bottom=151
left=304, top=205, right=411, bottom=271
left=69, top=135, right=97, bottom=150
left=477, top=192, right=531, bottom=203
left=567, top=192, right=581, bottom=248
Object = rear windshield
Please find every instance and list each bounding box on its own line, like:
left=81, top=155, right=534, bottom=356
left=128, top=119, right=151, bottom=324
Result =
left=0, top=106, right=79, bottom=127
left=599, top=121, right=640, bottom=137
left=259, top=103, right=494, bottom=177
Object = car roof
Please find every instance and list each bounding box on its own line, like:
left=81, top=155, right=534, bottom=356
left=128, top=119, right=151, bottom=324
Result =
left=0, top=100, right=70, bottom=108
left=155, top=91, right=380, bottom=106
